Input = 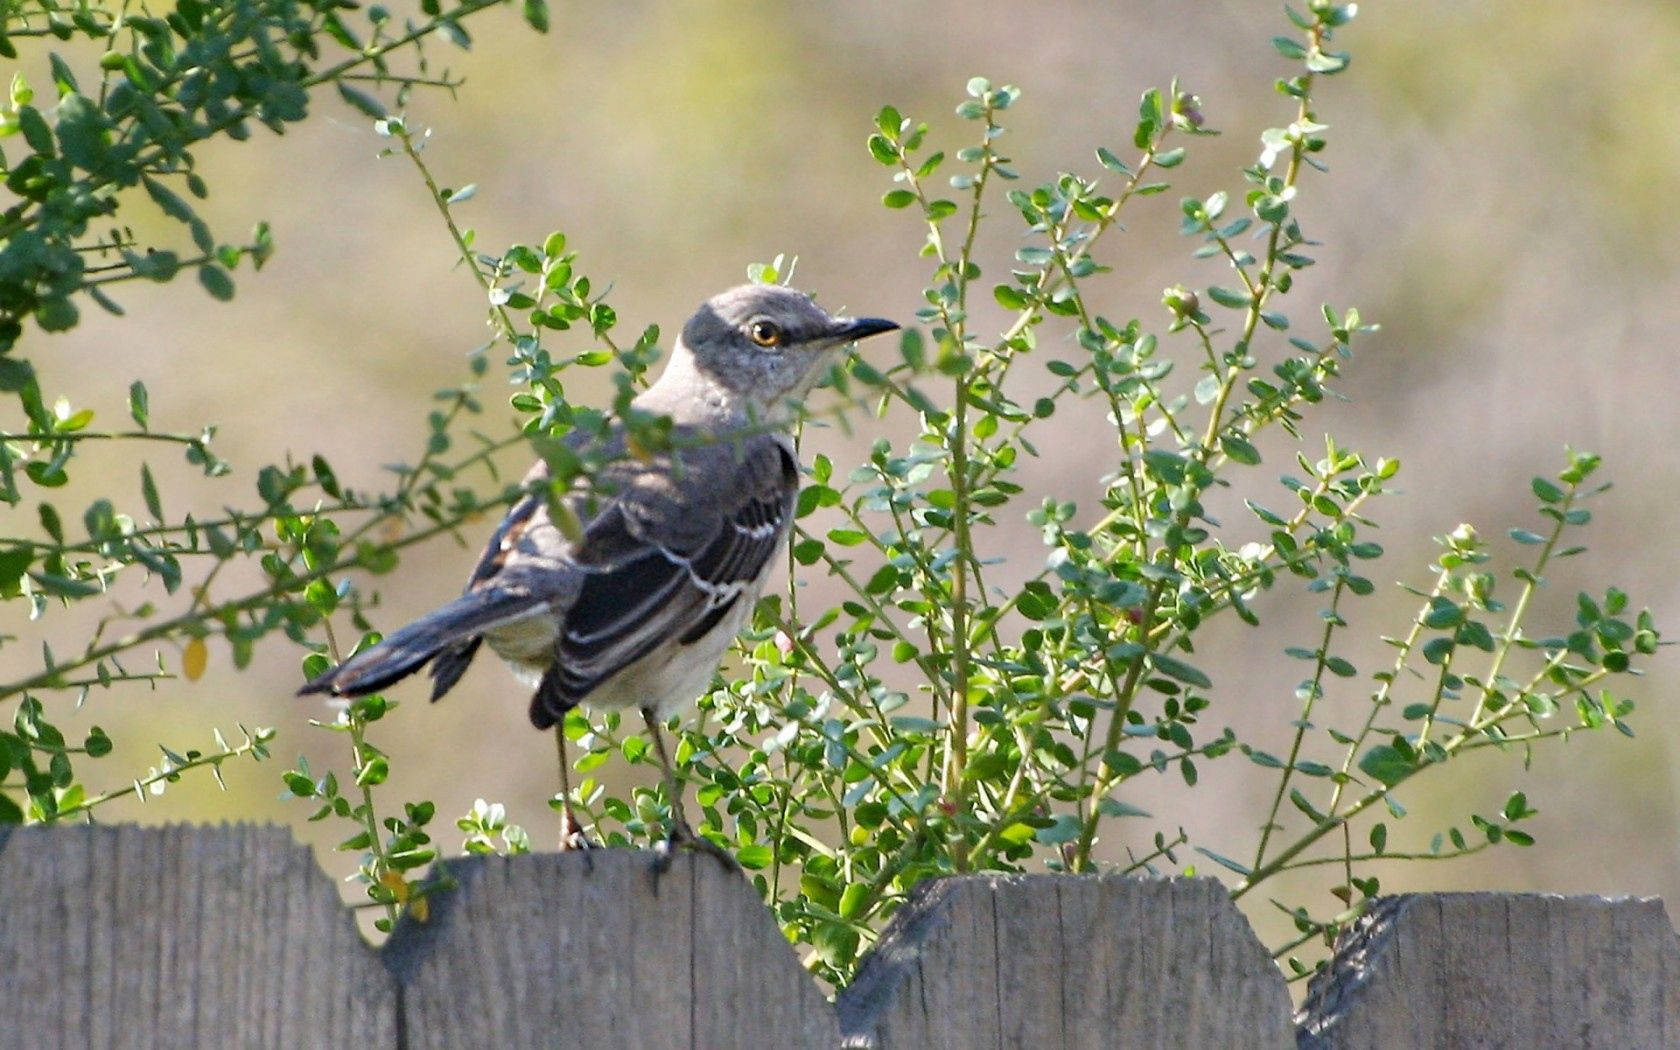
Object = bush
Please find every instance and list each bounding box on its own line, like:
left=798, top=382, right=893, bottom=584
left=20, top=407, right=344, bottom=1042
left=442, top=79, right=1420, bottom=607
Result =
left=0, top=0, right=1659, bottom=986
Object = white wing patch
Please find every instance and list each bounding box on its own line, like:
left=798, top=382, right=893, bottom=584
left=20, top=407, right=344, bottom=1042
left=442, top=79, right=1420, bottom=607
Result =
left=656, top=542, right=750, bottom=607
left=732, top=519, right=779, bottom=541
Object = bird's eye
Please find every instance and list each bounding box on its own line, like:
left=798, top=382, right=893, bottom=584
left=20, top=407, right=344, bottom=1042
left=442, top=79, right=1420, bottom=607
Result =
left=747, top=319, right=784, bottom=347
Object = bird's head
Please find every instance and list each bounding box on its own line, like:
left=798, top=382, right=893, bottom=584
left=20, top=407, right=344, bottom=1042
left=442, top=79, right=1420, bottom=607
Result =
left=675, top=284, right=898, bottom=420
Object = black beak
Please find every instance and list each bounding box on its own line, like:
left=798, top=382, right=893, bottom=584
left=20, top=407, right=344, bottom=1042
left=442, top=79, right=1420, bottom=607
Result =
left=830, top=316, right=900, bottom=342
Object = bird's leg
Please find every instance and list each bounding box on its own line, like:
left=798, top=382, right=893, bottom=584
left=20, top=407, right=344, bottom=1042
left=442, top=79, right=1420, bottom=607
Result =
left=553, top=727, right=593, bottom=859
left=644, top=706, right=737, bottom=875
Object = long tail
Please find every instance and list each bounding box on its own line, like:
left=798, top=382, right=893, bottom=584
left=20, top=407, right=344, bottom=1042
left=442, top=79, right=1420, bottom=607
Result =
left=296, top=588, right=547, bottom=699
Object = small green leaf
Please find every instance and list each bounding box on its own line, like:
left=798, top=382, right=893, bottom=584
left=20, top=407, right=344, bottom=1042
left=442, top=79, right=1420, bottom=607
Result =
left=1358, top=745, right=1412, bottom=787
left=84, top=726, right=112, bottom=757
left=1194, top=847, right=1253, bottom=876
left=0, top=548, right=31, bottom=595
left=994, top=284, right=1028, bottom=309
left=1423, top=597, right=1463, bottom=630
left=1034, top=813, right=1082, bottom=845
left=1206, top=285, right=1250, bottom=309
left=36, top=298, right=78, bottom=332
left=143, top=176, right=196, bottom=223
left=1273, top=35, right=1307, bottom=60
left=198, top=264, right=234, bottom=301
left=1531, top=477, right=1565, bottom=504
left=140, top=464, right=162, bottom=519
left=17, top=105, right=53, bottom=154
left=864, top=564, right=898, bottom=595
left=837, top=881, right=870, bottom=918
left=1220, top=433, right=1261, bottom=465
left=1095, top=146, right=1129, bottom=172
left=1150, top=652, right=1211, bottom=689
left=336, top=83, right=387, bottom=119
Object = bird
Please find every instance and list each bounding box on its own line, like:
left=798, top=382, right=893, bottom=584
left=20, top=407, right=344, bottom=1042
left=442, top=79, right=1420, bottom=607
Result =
left=298, top=283, right=899, bottom=867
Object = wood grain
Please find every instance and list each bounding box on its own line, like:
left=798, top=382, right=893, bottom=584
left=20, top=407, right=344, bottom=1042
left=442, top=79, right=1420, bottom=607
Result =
left=836, top=873, right=1293, bottom=1049
left=1299, top=893, right=1680, bottom=1048
left=385, top=849, right=839, bottom=1049
left=0, top=824, right=396, bottom=1050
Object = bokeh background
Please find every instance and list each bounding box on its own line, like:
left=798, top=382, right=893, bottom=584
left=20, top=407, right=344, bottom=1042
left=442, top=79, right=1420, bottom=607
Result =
left=10, top=0, right=1680, bottom=966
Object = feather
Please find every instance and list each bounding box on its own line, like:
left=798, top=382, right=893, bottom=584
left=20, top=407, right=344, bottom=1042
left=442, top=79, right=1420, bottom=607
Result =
left=296, top=587, right=549, bottom=698
left=522, top=434, right=798, bottom=726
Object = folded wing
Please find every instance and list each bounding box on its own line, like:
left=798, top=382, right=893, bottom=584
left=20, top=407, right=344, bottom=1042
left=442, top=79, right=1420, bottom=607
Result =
left=526, top=433, right=798, bottom=727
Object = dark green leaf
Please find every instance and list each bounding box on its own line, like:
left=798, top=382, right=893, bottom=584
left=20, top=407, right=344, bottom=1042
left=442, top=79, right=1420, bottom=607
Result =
left=55, top=93, right=107, bottom=168
left=1531, top=477, right=1564, bottom=504
left=140, top=464, right=161, bottom=519
left=1034, top=813, right=1082, bottom=845
left=17, top=106, right=52, bottom=153
left=1206, top=285, right=1250, bottom=310
left=1151, top=652, right=1211, bottom=689
left=1194, top=847, right=1251, bottom=875
left=1358, top=745, right=1412, bottom=787
left=36, top=298, right=78, bottom=332
left=198, top=264, right=234, bottom=301
left=1220, top=433, right=1261, bottom=465
left=143, top=176, right=196, bottom=223
left=336, top=83, right=387, bottom=120
left=0, top=548, right=30, bottom=595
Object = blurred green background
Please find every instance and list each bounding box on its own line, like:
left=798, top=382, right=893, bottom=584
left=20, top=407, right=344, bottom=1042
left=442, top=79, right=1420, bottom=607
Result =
left=9, top=0, right=1680, bottom=954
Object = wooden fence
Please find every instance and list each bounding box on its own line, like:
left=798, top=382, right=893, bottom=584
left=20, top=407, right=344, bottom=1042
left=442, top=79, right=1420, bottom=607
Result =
left=1, top=824, right=1676, bottom=1048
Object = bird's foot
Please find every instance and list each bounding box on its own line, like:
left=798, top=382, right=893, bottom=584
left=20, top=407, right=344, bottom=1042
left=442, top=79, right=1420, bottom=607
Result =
left=553, top=803, right=597, bottom=868
left=648, top=818, right=739, bottom=879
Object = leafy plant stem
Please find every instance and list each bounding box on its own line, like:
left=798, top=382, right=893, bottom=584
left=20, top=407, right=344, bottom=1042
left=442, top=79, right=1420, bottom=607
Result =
left=1254, top=577, right=1346, bottom=870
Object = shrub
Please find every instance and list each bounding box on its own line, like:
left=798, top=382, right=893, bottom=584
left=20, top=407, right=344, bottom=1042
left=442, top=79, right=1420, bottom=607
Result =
left=0, top=0, right=1658, bottom=986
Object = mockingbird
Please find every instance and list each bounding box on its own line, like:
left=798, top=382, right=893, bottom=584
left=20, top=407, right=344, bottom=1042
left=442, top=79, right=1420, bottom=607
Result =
left=299, top=283, right=897, bottom=865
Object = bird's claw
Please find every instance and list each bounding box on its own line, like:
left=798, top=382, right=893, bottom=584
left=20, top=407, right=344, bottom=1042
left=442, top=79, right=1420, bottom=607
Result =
left=557, top=806, right=597, bottom=871
left=647, top=818, right=739, bottom=880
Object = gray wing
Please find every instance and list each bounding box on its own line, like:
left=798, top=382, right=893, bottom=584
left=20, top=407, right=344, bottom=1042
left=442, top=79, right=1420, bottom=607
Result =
left=425, top=460, right=554, bottom=699
left=341, top=432, right=797, bottom=711
left=528, top=433, right=798, bottom=726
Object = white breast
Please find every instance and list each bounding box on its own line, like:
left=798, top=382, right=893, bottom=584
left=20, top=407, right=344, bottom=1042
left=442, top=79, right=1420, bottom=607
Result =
left=587, top=561, right=773, bottom=717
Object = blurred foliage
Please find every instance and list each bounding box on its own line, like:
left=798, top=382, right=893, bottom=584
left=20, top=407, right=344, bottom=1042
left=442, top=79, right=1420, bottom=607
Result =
left=0, top=0, right=542, bottom=867
left=0, top=0, right=545, bottom=381
left=0, top=0, right=1668, bottom=994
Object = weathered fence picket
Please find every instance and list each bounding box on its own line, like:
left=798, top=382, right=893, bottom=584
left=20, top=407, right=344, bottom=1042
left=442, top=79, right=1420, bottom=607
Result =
left=0, top=824, right=395, bottom=1050
left=838, top=873, right=1292, bottom=1048
left=1297, top=892, right=1680, bottom=1048
left=1, top=824, right=1675, bottom=1049
left=385, top=849, right=839, bottom=1049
